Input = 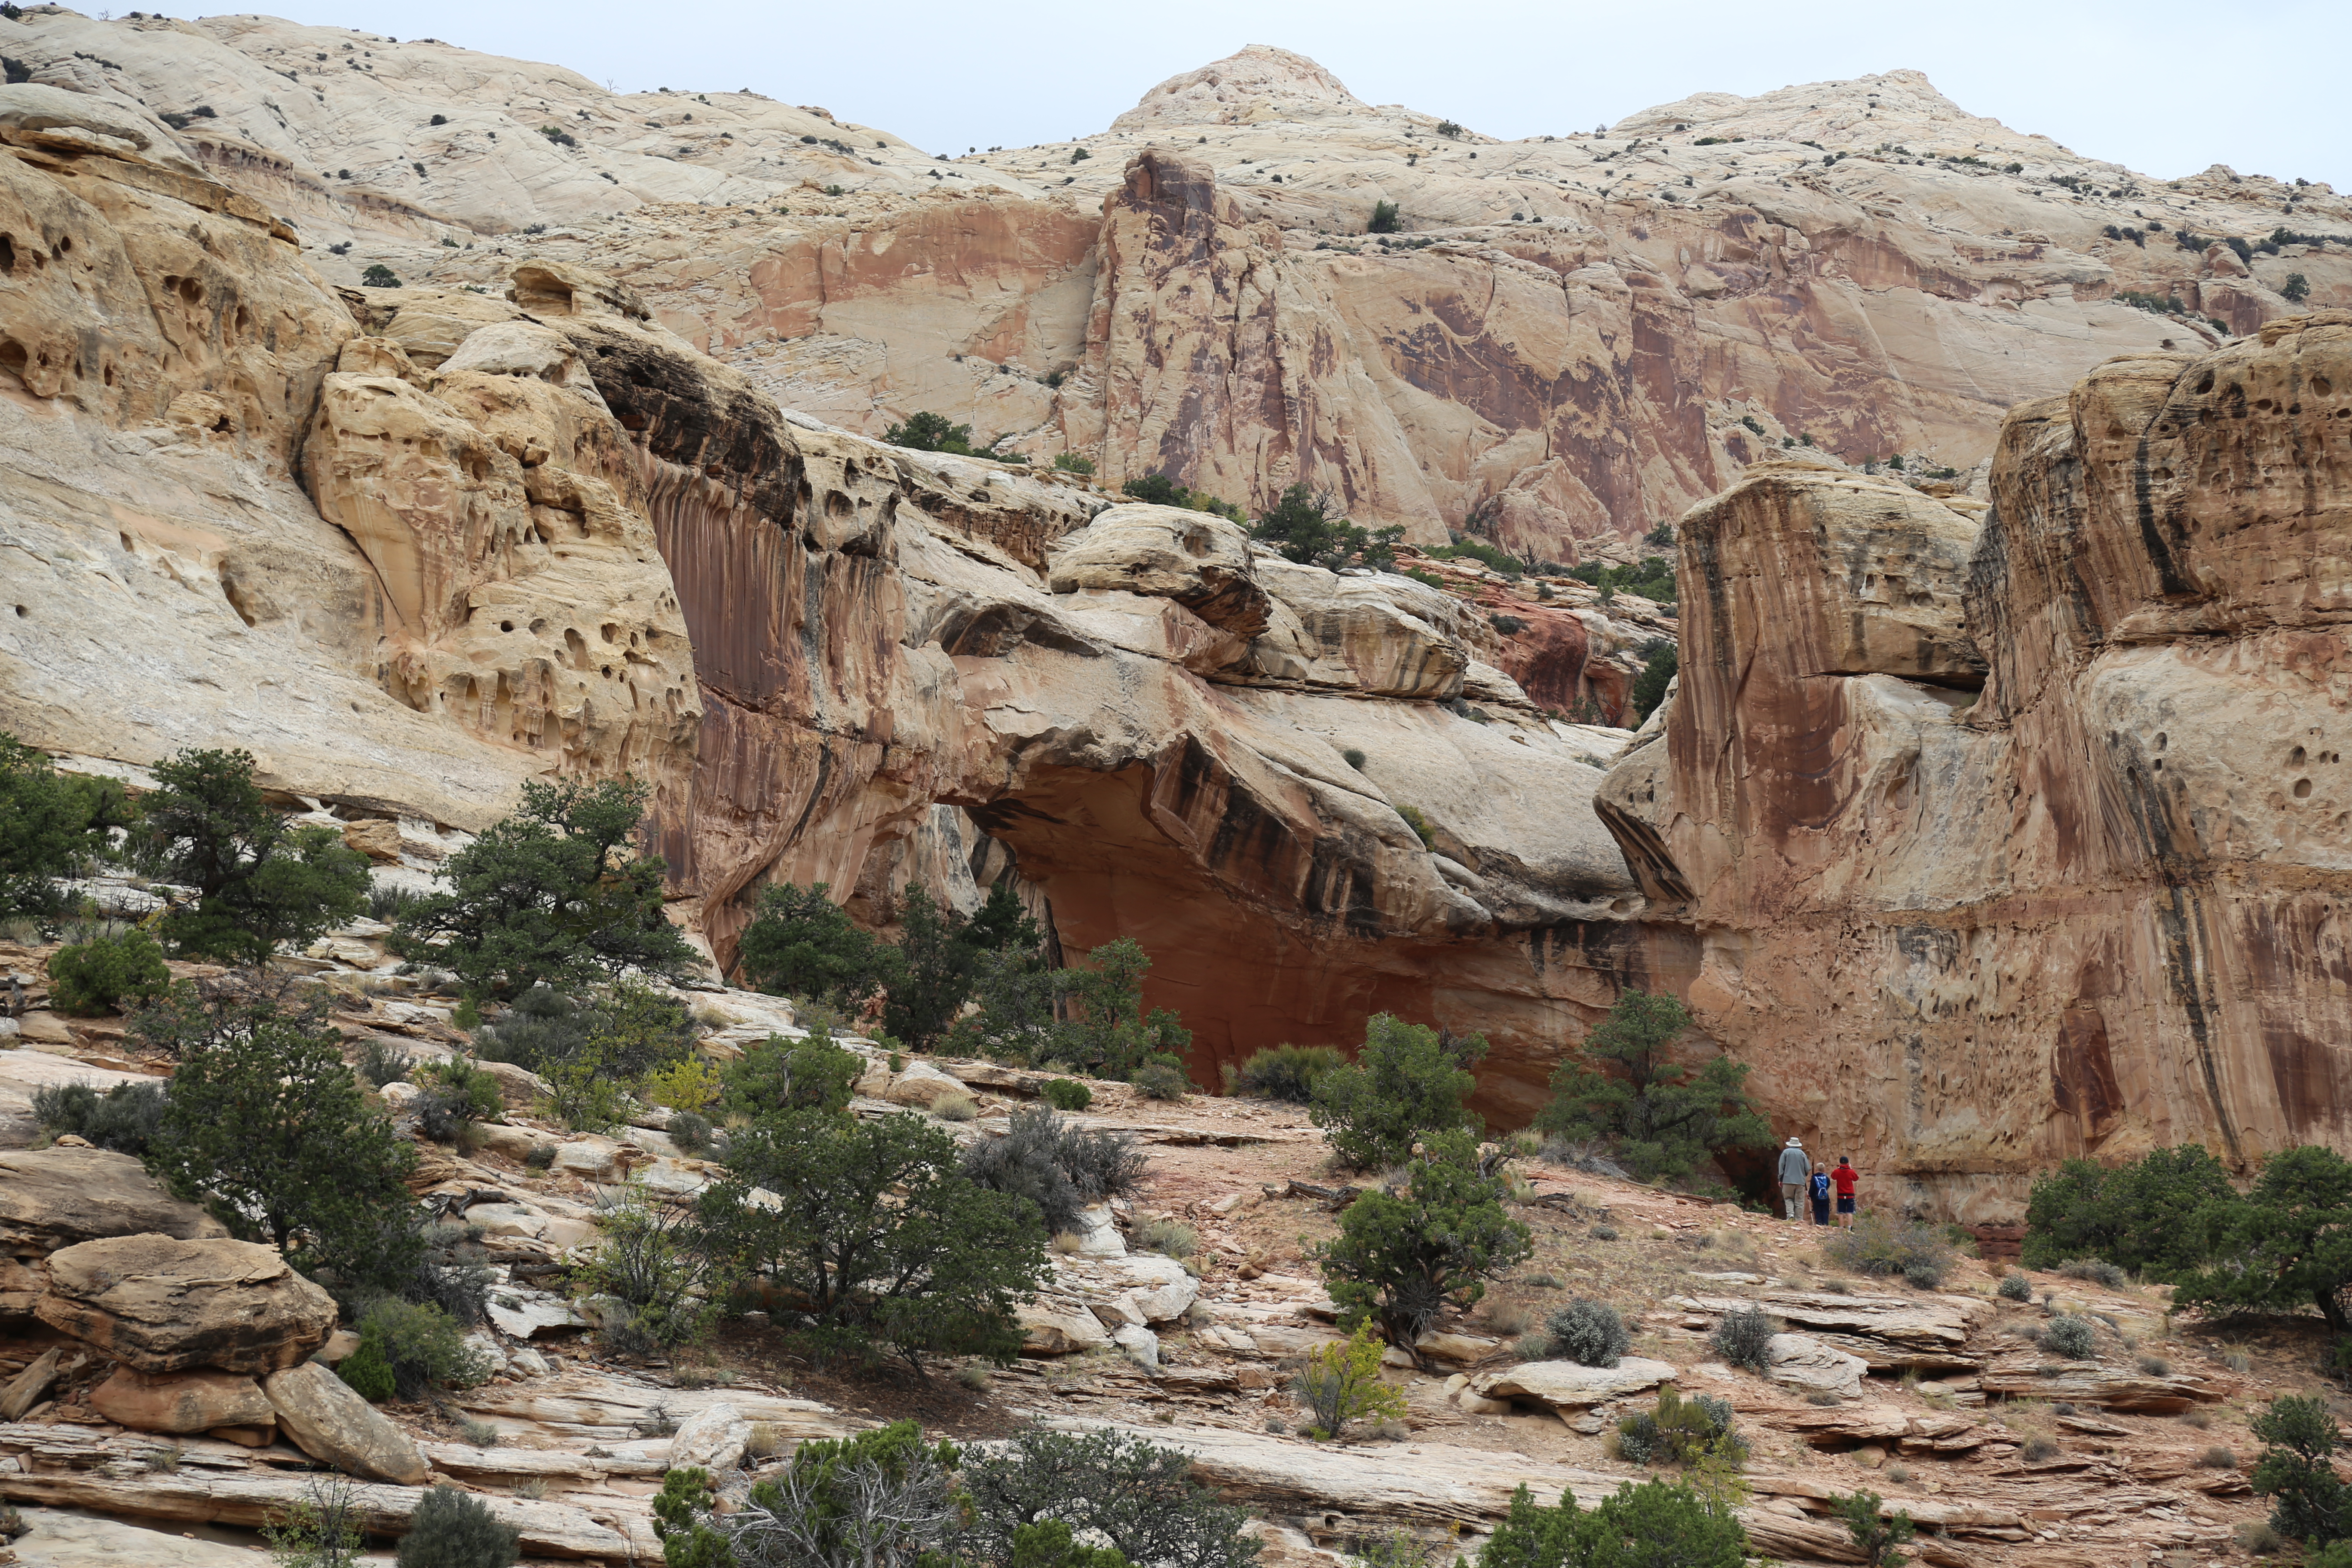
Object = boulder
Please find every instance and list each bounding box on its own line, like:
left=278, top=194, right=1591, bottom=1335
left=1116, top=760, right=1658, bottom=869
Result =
left=1018, top=1299, right=1114, bottom=1354
left=262, top=1361, right=431, bottom=1484
left=88, top=1367, right=274, bottom=1434
left=1469, top=1356, right=1678, bottom=1411
left=1764, top=1333, right=1868, bottom=1398
left=1066, top=1203, right=1126, bottom=1257
left=670, top=1401, right=753, bottom=1471
left=1976, top=1352, right=2222, bottom=1412
left=0, top=1147, right=227, bottom=1255
left=36, top=1234, right=337, bottom=1375
left=1046, top=504, right=1273, bottom=639
left=1112, top=1324, right=1161, bottom=1368
left=882, top=1060, right=972, bottom=1111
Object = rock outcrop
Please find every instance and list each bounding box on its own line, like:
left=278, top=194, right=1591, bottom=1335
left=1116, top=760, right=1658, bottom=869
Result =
left=35, top=1235, right=338, bottom=1375
left=0, top=1148, right=227, bottom=1256
left=1598, top=313, right=2352, bottom=1221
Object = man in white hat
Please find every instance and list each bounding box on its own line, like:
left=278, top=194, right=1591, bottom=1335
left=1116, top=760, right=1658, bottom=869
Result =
left=1776, top=1135, right=1810, bottom=1221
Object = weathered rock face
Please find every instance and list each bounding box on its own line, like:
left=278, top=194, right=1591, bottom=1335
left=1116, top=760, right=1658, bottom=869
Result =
left=35, top=1234, right=339, bottom=1375
left=87, top=1366, right=275, bottom=1435
left=0, top=1148, right=227, bottom=1256
left=261, top=1361, right=431, bottom=1484
left=1596, top=313, right=2352, bottom=1222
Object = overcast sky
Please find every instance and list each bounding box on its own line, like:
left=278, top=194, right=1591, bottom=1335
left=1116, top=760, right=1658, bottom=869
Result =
left=245, top=0, right=2351, bottom=192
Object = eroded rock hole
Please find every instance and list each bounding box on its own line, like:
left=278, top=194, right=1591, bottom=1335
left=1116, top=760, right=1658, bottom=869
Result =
left=2293, top=779, right=2314, bottom=799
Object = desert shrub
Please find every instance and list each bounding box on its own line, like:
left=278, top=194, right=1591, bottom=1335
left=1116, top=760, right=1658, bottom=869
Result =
left=1318, top=1130, right=1531, bottom=1366
left=2020, top=1434, right=2058, bottom=1462
left=1711, top=1305, right=1776, bottom=1373
left=2057, top=1257, right=2127, bottom=1289
left=661, top=1422, right=965, bottom=1568
left=2040, top=1314, right=2096, bottom=1359
left=1130, top=1217, right=1197, bottom=1258
left=0, top=732, right=128, bottom=916
left=718, top=1024, right=861, bottom=1120
left=2138, top=1354, right=2171, bottom=1375
left=361, top=264, right=401, bottom=288
left=264, top=1474, right=367, bottom=1567
left=577, top=1181, right=723, bottom=1351
left=395, top=1484, right=518, bottom=1568
left=950, top=936, right=1190, bottom=1082
left=1537, top=989, right=1766, bottom=1183
left=523, top=1142, right=555, bottom=1170
left=1310, top=1014, right=1484, bottom=1170
left=643, top=1056, right=722, bottom=1114
left=1476, top=1477, right=1744, bottom=1568
left=2202, top=1444, right=2237, bottom=1468
left=1293, top=1323, right=1409, bottom=1439
left=31, top=1078, right=167, bottom=1155
left=130, top=747, right=368, bottom=964
left=351, top=1298, right=490, bottom=1401
left=2252, top=1393, right=2350, bottom=1543
left=1249, top=484, right=1403, bottom=572
left=1053, top=452, right=1095, bottom=475
left=883, top=410, right=989, bottom=456
left=2283, top=272, right=2310, bottom=303
left=1628, top=643, right=1677, bottom=725
left=411, top=1054, right=501, bottom=1142
left=962, top=1106, right=1145, bottom=1235
left=357, top=1035, right=413, bottom=1088
left=961, top=1426, right=1259, bottom=1568
left=701, top=1109, right=1046, bottom=1368
left=391, top=779, right=699, bottom=1000
left=1041, top=1077, right=1092, bottom=1111
left=138, top=979, right=422, bottom=1291
left=1828, top=1490, right=1914, bottom=1568
left=1228, top=1043, right=1344, bottom=1104
left=2021, top=1143, right=2235, bottom=1279
left=1822, top=1211, right=1955, bottom=1283
left=1367, top=199, right=1401, bottom=233
left=668, top=1111, right=715, bottom=1155
left=45, top=928, right=171, bottom=1015
left=1997, top=1271, right=2033, bottom=1301
left=1544, top=1299, right=1629, bottom=1368
left=336, top=1335, right=396, bottom=1403
left=1133, top=1062, right=1189, bottom=1100
left=1614, top=1386, right=1745, bottom=1467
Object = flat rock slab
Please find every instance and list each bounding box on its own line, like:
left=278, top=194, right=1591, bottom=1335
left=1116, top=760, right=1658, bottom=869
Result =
left=1470, top=1356, right=1677, bottom=1409
left=669, top=1400, right=753, bottom=1471
left=0, top=1145, right=225, bottom=1253
left=37, top=1234, right=336, bottom=1374
left=263, top=1362, right=429, bottom=1484
left=1669, top=1290, right=1986, bottom=1368
left=1977, top=1351, right=2221, bottom=1412
left=1765, top=1332, right=1868, bottom=1397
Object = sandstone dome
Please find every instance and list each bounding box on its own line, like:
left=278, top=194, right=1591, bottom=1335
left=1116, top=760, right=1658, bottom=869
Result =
left=1112, top=44, right=1368, bottom=129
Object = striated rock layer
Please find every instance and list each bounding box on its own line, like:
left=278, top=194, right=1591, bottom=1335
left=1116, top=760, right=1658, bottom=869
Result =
left=1596, top=312, right=2352, bottom=1222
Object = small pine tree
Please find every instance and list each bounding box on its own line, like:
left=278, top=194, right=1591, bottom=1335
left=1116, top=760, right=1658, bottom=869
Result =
left=1311, top=1014, right=1484, bottom=1170
left=361, top=263, right=401, bottom=288
left=1830, top=1491, right=1914, bottom=1568
left=336, top=1337, right=396, bottom=1403
left=1318, top=1130, right=1531, bottom=1364
left=1291, top=1322, right=1408, bottom=1438
left=1367, top=199, right=1401, bottom=234
left=45, top=929, right=171, bottom=1016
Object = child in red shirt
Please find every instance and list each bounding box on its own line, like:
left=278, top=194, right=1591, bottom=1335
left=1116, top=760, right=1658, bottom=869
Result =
left=1830, top=1157, right=1859, bottom=1228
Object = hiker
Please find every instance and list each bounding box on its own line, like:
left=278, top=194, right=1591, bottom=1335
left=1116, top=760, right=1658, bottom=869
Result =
left=1831, top=1155, right=1859, bottom=1229
left=1809, top=1162, right=1832, bottom=1226
left=1776, top=1136, right=1809, bottom=1220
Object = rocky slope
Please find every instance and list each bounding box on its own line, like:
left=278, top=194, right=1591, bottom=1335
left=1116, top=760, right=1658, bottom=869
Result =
left=0, top=16, right=2345, bottom=562
left=0, top=951, right=2311, bottom=1567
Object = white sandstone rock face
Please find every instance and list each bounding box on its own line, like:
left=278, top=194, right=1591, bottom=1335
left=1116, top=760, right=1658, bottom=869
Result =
left=1112, top=1324, right=1161, bottom=1367
left=1017, top=1299, right=1114, bottom=1355
left=882, top=1060, right=972, bottom=1111
left=669, top=1402, right=754, bottom=1471
left=1764, top=1334, right=1869, bottom=1398
left=1066, top=1204, right=1127, bottom=1258
left=1469, top=1357, right=1678, bottom=1411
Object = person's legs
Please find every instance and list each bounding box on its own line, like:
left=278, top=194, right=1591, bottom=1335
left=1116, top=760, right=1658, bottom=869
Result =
left=1781, top=1182, right=1801, bottom=1220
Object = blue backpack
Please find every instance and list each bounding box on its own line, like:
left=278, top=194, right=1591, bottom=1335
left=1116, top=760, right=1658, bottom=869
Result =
left=1810, top=1172, right=1831, bottom=1201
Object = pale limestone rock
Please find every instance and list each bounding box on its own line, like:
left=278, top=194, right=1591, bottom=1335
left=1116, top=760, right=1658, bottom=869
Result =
left=262, top=1361, right=431, bottom=1484
left=1019, top=1299, right=1115, bottom=1354
left=37, top=1235, right=337, bottom=1375
left=1067, top=1203, right=1127, bottom=1258
left=882, top=1060, right=972, bottom=1111
left=1112, top=1323, right=1161, bottom=1367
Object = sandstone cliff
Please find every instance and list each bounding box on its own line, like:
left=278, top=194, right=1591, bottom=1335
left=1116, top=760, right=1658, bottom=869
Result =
left=0, top=15, right=2341, bottom=564
left=1597, top=313, right=2352, bottom=1222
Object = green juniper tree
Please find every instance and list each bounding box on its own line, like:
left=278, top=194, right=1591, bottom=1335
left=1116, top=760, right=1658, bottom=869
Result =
left=1318, top=1129, right=1531, bottom=1368
left=1309, top=1014, right=1485, bottom=1170
left=0, top=732, right=128, bottom=916
left=1537, top=989, right=1768, bottom=1183
left=133, top=747, right=368, bottom=965
left=391, top=778, right=699, bottom=1000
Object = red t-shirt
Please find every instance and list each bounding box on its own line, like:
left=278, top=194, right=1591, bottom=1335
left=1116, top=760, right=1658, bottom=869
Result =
left=1831, top=1165, right=1859, bottom=1197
